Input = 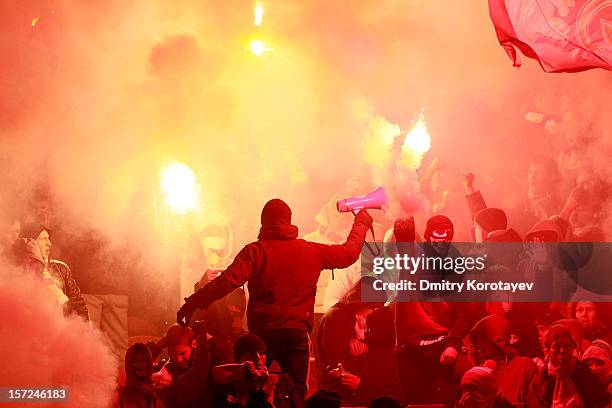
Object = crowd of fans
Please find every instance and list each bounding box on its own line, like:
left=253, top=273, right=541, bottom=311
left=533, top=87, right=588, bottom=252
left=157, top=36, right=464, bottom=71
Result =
left=1, top=163, right=610, bottom=407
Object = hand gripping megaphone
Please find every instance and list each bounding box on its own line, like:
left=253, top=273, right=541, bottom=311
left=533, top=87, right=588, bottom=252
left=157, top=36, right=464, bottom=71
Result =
left=336, top=186, right=388, bottom=213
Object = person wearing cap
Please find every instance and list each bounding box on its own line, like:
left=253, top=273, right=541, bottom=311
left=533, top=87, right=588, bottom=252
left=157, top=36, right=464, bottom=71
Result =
left=394, top=214, right=480, bottom=404
left=582, top=339, right=612, bottom=394
left=177, top=198, right=373, bottom=400
left=457, top=366, right=514, bottom=408
left=15, top=222, right=89, bottom=321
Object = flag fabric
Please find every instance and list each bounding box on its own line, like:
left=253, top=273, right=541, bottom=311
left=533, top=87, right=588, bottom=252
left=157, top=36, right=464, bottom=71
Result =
left=489, top=0, right=612, bottom=72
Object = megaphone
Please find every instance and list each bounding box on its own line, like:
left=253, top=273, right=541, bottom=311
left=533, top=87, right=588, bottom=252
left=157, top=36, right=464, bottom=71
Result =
left=336, top=186, right=388, bottom=213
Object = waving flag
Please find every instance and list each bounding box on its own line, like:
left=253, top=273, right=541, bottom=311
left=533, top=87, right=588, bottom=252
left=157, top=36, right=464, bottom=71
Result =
left=489, top=0, right=612, bottom=72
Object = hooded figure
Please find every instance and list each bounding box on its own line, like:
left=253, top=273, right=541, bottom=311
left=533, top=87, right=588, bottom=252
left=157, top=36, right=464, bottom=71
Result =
left=521, top=219, right=578, bottom=302
left=524, top=219, right=564, bottom=243
left=394, top=214, right=479, bottom=404
left=115, top=343, right=164, bottom=408
left=469, top=315, right=538, bottom=404
left=177, top=198, right=373, bottom=400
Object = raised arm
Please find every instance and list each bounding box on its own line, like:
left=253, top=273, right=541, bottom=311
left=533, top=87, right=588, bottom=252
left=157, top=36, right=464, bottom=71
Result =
left=462, top=172, right=487, bottom=219
left=312, top=210, right=373, bottom=270
left=177, top=244, right=257, bottom=326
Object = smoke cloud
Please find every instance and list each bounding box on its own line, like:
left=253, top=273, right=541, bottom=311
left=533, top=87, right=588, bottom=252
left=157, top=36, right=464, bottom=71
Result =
left=0, top=0, right=610, bottom=336
left=0, top=265, right=117, bottom=407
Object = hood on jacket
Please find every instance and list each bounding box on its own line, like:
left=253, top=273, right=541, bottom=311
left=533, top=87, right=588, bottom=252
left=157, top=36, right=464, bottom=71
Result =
left=475, top=208, right=507, bottom=232
left=486, top=228, right=522, bottom=243
left=470, top=315, right=515, bottom=360
left=525, top=219, right=564, bottom=242
left=258, top=198, right=299, bottom=240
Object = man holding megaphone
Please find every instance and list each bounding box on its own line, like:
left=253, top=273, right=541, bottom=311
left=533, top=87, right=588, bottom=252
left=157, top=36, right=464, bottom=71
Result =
left=176, top=197, right=374, bottom=401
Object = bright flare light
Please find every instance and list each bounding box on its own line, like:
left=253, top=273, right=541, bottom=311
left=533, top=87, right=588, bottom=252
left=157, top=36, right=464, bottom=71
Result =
left=399, top=112, right=431, bottom=169
left=403, top=114, right=431, bottom=155
left=160, top=163, right=199, bottom=214
left=250, top=40, right=269, bottom=56
left=254, top=3, right=264, bottom=26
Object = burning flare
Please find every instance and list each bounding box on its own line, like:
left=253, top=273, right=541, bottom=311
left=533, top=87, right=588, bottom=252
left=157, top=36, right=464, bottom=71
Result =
left=160, top=163, right=199, bottom=214
left=399, top=111, right=431, bottom=169
left=254, top=3, right=264, bottom=26
left=250, top=39, right=270, bottom=56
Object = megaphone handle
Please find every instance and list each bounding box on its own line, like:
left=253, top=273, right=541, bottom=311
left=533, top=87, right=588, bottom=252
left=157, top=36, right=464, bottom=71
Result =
left=364, top=226, right=381, bottom=257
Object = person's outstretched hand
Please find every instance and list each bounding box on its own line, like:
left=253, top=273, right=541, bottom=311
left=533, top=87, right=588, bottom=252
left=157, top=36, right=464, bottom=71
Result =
left=177, top=298, right=198, bottom=327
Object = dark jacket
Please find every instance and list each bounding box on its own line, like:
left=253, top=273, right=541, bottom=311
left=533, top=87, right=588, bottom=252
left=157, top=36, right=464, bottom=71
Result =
left=318, top=282, right=366, bottom=376
left=466, top=190, right=487, bottom=220
left=212, top=372, right=298, bottom=408
left=47, top=259, right=90, bottom=320
left=157, top=340, right=211, bottom=408
left=395, top=243, right=479, bottom=350
left=527, top=359, right=611, bottom=408
left=188, top=212, right=372, bottom=334
left=15, top=237, right=90, bottom=321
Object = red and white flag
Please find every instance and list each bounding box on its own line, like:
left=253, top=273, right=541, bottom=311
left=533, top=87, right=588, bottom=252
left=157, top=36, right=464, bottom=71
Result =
left=489, top=0, right=612, bottom=72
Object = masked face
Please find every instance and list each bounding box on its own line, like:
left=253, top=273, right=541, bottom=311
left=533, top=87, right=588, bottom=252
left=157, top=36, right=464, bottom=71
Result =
left=429, top=228, right=452, bottom=253
left=430, top=228, right=451, bottom=242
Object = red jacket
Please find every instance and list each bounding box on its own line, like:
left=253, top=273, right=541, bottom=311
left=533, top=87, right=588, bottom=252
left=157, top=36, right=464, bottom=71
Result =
left=188, top=211, right=372, bottom=333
